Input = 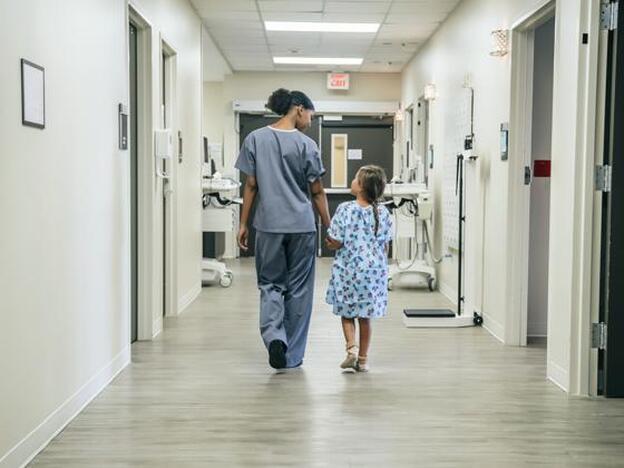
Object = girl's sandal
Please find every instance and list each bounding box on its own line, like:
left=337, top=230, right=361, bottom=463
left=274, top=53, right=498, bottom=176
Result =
left=340, top=345, right=359, bottom=369
left=356, top=356, right=369, bottom=372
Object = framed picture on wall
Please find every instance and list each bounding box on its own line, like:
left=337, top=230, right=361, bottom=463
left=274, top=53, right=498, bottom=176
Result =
left=21, top=59, right=45, bottom=129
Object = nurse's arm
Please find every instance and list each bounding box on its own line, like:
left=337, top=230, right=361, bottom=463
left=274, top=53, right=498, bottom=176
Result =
left=238, top=175, right=258, bottom=251
left=310, top=179, right=331, bottom=228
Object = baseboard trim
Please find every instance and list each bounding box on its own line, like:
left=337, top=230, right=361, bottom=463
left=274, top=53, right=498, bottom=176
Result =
left=438, top=282, right=457, bottom=306
left=152, top=316, right=163, bottom=339
left=482, top=312, right=505, bottom=344
left=547, top=360, right=569, bottom=393
left=0, top=346, right=130, bottom=468
left=178, top=282, right=201, bottom=315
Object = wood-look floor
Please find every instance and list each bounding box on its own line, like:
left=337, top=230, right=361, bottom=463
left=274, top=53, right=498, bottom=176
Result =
left=31, top=259, right=624, bottom=467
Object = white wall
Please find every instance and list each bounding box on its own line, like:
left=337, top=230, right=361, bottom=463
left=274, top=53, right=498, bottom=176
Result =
left=401, top=0, right=597, bottom=393
left=528, top=17, right=555, bottom=338
left=131, top=0, right=204, bottom=320
left=402, top=0, right=543, bottom=337
left=0, top=1, right=129, bottom=465
left=203, top=71, right=402, bottom=257
left=0, top=0, right=205, bottom=465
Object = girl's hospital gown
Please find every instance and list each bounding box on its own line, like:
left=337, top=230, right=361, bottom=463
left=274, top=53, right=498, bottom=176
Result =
left=326, top=201, right=393, bottom=319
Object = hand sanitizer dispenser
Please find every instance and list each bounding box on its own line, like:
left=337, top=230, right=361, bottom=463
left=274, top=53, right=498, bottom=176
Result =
left=154, top=129, right=172, bottom=179
left=155, top=129, right=173, bottom=159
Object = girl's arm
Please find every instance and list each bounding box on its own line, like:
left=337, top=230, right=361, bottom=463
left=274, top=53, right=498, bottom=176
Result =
left=326, top=203, right=347, bottom=250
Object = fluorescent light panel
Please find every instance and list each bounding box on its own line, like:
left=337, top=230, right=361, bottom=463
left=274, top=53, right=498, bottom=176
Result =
left=265, top=21, right=379, bottom=33
left=273, top=57, right=363, bottom=65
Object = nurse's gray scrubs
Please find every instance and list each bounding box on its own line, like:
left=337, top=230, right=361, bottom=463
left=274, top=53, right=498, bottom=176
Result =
left=236, top=126, right=325, bottom=368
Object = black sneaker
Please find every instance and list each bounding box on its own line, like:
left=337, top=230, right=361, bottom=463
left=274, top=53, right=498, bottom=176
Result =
left=268, top=340, right=287, bottom=369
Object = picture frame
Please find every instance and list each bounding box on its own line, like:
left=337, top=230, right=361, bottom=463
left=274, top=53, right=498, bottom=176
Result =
left=21, top=59, right=45, bottom=129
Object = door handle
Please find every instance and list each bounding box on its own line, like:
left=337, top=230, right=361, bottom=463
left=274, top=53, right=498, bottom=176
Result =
left=524, top=166, right=532, bottom=185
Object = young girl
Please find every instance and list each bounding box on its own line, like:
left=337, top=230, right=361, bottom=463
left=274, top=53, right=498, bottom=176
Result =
left=325, top=165, right=393, bottom=372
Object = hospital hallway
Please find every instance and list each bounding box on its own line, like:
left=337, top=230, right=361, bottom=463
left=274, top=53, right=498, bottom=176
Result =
left=29, top=259, right=624, bottom=467
left=7, top=0, right=624, bottom=466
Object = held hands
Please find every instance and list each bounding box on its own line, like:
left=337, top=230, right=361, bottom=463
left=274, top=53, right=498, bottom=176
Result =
left=325, top=236, right=343, bottom=251
left=238, top=225, right=249, bottom=251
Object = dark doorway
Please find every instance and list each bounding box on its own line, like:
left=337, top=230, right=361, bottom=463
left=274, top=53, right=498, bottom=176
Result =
left=598, top=0, right=624, bottom=397
left=319, top=116, right=394, bottom=257
left=129, top=22, right=138, bottom=343
left=238, top=114, right=320, bottom=257
left=237, top=114, right=394, bottom=258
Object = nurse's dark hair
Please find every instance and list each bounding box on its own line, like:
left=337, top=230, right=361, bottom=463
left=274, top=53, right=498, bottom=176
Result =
left=357, top=165, right=387, bottom=235
left=266, top=88, right=315, bottom=116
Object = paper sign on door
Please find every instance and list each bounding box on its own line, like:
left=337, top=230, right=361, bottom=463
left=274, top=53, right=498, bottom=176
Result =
left=348, top=149, right=362, bottom=160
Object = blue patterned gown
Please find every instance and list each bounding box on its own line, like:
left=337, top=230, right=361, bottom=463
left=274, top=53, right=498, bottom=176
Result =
left=325, top=201, right=393, bottom=319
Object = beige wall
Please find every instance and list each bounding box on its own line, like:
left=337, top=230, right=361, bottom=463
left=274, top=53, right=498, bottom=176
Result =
left=203, top=81, right=225, bottom=147
left=0, top=0, right=204, bottom=465
left=401, top=0, right=599, bottom=393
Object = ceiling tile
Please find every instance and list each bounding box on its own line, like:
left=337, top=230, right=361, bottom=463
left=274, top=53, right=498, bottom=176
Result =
left=263, top=12, right=324, bottom=21
left=199, top=0, right=462, bottom=74
left=323, top=2, right=390, bottom=14
left=259, top=0, right=324, bottom=13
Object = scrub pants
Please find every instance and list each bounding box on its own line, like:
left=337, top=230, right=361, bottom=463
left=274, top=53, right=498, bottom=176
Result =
left=255, top=231, right=316, bottom=368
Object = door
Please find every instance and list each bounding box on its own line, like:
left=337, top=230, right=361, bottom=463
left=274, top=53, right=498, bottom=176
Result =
left=161, top=50, right=167, bottom=316
left=598, top=0, right=624, bottom=397
left=238, top=114, right=320, bottom=257
left=320, top=116, right=395, bottom=257
left=129, top=22, right=138, bottom=343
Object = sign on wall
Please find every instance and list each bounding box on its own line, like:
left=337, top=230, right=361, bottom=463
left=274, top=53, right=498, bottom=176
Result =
left=21, top=59, right=45, bottom=129
left=327, top=73, right=350, bottom=90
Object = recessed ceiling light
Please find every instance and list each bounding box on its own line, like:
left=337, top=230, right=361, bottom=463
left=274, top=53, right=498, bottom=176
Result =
left=273, top=57, right=364, bottom=65
left=265, top=21, right=379, bottom=33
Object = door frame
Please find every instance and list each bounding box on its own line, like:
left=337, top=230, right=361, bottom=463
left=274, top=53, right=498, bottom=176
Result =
left=589, top=2, right=611, bottom=397
left=160, top=37, right=179, bottom=319
left=507, top=0, right=603, bottom=395
left=128, top=5, right=155, bottom=341
left=506, top=0, right=556, bottom=347
left=595, top=0, right=624, bottom=397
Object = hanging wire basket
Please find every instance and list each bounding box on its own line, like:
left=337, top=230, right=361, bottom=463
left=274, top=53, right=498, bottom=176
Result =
left=490, top=29, right=510, bottom=57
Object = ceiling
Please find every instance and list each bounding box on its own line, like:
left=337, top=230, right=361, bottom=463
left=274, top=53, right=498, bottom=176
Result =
left=191, top=0, right=462, bottom=73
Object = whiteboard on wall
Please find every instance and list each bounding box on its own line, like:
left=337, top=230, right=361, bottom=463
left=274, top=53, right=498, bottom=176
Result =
left=442, top=87, right=472, bottom=251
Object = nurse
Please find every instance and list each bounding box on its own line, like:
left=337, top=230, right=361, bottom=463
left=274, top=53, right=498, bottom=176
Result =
left=236, top=88, right=331, bottom=369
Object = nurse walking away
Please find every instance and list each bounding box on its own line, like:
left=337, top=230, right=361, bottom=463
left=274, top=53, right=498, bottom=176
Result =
left=236, top=88, right=331, bottom=370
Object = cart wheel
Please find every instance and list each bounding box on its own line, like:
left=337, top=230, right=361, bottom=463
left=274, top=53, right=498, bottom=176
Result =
left=428, top=277, right=436, bottom=292
left=220, top=273, right=233, bottom=288
left=473, top=313, right=483, bottom=326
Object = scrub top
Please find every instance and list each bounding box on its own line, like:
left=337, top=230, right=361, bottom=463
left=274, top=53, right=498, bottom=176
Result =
left=235, top=126, right=326, bottom=234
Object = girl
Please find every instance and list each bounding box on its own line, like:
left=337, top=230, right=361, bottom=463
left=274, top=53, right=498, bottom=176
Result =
left=325, top=165, right=393, bottom=372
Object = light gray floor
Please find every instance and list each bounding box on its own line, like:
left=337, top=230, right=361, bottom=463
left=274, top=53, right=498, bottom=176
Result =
left=31, top=259, right=624, bottom=467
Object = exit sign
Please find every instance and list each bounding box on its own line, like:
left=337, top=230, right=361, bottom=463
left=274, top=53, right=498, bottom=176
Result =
left=327, top=73, right=350, bottom=90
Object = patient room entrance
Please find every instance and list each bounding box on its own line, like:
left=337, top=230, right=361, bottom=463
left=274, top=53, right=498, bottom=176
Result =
left=508, top=3, right=555, bottom=347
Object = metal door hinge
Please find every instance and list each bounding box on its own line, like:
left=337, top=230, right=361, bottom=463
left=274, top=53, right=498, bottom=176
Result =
left=595, top=165, right=612, bottom=192
left=601, top=1, right=619, bottom=30
left=592, top=322, right=608, bottom=349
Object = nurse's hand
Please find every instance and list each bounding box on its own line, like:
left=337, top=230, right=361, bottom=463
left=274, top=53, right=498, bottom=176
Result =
left=325, top=236, right=343, bottom=251
left=238, top=225, right=249, bottom=251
